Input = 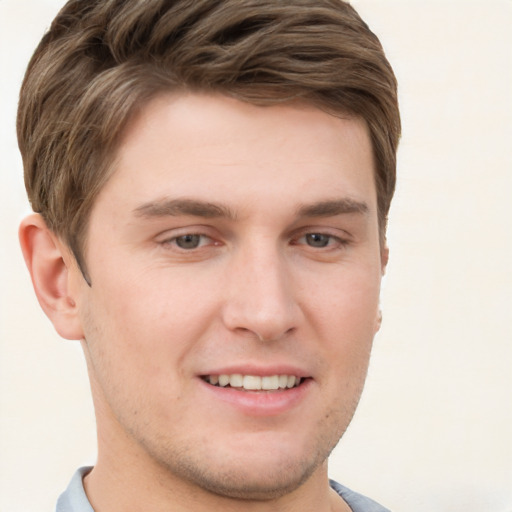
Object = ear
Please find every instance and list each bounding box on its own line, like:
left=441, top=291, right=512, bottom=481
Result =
left=374, top=308, right=383, bottom=333
left=374, top=242, right=389, bottom=334
left=19, top=213, right=84, bottom=340
left=380, top=243, right=389, bottom=275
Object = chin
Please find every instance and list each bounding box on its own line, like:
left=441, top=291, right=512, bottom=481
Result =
left=170, top=452, right=323, bottom=501
left=131, top=390, right=358, bottom=500
left=149, top=426, right=342, bottom=501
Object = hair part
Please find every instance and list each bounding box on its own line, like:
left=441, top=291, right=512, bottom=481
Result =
left=18, top=0, right=400, bottom=282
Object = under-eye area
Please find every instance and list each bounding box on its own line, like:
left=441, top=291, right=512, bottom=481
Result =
left=201, top=374, right=307, bottom=391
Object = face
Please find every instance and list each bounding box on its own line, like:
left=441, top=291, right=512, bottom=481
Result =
left=74, top=93, right=384, bottom=500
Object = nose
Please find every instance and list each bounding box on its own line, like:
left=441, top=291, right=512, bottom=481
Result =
left=221, top=242, right=301, bottom=342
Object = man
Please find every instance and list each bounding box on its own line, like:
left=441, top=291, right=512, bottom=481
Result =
left=17, top=1, right=400, bottom=511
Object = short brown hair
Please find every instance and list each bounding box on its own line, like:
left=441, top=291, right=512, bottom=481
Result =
left=17, top=0, right=400, bottom=279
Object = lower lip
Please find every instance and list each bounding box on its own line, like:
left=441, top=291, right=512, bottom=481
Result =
left=199, top=378, right=312, bottom=417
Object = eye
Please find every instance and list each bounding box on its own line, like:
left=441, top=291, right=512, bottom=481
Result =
left=170, top=234, right=211, bottom=250
left=304, top=233, right=333, bottom=248
left=295, top=232, right=346, bottom=249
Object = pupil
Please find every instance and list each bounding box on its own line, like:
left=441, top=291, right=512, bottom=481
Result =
left=306, top=233, right=329, bottom=247
left=176, top=234, right=200, bottom=249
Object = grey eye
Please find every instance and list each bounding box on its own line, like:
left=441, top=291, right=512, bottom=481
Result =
left=175, top=234, right=202, bottom=249
left=305, top=233, right=331, bottom=248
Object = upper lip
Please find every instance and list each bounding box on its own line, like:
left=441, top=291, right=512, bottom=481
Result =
left=199, top=364, right=311, bottom=378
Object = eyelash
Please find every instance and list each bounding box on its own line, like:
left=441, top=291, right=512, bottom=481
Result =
left=163, top=233, right=215, bottom=250
left=161, top=231, right=349, bottom=252
left=294, top=232, right=348, bottom=249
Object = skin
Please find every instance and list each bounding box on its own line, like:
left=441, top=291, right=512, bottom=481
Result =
left=20, top=93, right=387, bottom=512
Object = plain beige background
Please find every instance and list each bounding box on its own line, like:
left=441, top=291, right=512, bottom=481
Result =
left=1, top=1, right=511, bottom=511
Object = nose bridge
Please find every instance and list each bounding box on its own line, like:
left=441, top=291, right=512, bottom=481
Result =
left=222, top=236, right=298, bottom=341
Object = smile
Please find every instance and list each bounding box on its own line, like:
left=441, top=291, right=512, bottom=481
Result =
left=202, top=374, right=303, bottom=391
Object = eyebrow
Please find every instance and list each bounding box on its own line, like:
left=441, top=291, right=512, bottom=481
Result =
left=296, top=198, right=369, bottom=218
left=134, top=198, right=237, bottom=220
left=133, top=197, right=369, bottom=221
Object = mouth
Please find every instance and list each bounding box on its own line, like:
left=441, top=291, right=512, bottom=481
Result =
left=201, top=374, right=305, bottom=391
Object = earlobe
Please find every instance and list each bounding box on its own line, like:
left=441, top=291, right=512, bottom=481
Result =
left=19, top=213, right=84, bottom=340
left=375, top=309, right=383, bottom=333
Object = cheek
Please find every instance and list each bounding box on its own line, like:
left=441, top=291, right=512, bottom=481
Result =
left=309, top=265, right=381, bottom=336
left=80, top=269, right=217, bottom=374
left=304, top=264, right=381, bottom=388
left=79, top=286, right=188, bottom=427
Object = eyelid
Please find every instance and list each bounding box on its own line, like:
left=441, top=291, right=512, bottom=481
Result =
left=294, top=233, right=348, bottom=249
left=155, top=225, right=221, bottom=248
left=155, top=224, right=215, bottom=240
left=289, top=225, right=353, bottom=243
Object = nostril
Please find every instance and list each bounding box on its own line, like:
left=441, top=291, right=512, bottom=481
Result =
left=253, top=326, right=295, bottom=343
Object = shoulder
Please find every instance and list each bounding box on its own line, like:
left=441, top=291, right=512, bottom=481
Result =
left=55, top=467, right=94, bottom=512
left=330, top=479, right=391, bottom=512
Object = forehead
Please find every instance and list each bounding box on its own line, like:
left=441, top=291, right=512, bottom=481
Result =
left=94, top=92, right=376, bottom=219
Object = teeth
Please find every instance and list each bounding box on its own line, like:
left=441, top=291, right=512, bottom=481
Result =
left=261, top=375, right=279, bottom=390
left=205, top=374, right=303, bottom=391
left=287, top=375, right=296, bottom=388
left=230, top=374, right=243, bottom=388
left=278, top=375, right=288, bottom=388
left=218, top=374, right=230, bottom=387
left=243, top=375, right=261, bottom=390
